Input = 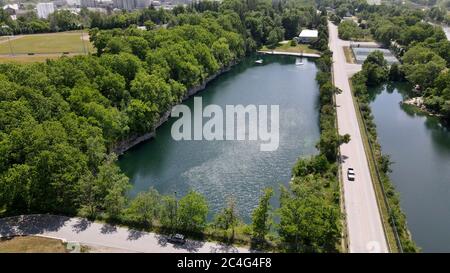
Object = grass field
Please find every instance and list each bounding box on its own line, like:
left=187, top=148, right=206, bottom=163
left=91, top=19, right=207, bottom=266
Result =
left=0, top=236, right=67, bottom=253
left=260, top=41, right=320, bottom=54
left=343, top=46, right=356, bottom=64
left=0, top=31, right=94, bottom=55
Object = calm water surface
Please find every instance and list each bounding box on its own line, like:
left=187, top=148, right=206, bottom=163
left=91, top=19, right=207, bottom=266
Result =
left=119, top=56, right=321, bottom=221
left=369, top=83, right=450, bottom=252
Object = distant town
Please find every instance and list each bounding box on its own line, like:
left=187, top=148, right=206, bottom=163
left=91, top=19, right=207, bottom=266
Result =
left=2, top=0, right=193, bottom=20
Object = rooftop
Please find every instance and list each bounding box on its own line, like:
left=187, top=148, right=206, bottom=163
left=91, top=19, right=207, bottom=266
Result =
left=3, top=4, right=19, bottom=10
left=299, top=29, right=318, bottom=38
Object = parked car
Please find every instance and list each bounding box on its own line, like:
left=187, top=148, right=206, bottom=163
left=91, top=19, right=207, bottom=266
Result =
left=168, top=233, right=186, bottom=244
left=347, top=168, right=355, bottom=181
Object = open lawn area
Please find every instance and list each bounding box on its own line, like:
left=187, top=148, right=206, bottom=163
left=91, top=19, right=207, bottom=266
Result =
left=260, top=41, right=320, bottom=54
left=0, top=31, right=94, bottom=55
left=0, top=236, right=67, bottom=253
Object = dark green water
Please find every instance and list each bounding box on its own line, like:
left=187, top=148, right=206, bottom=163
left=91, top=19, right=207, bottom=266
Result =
left=369, top=83, right=450, bottom=252
left=118, top=55, right=321, bottom=222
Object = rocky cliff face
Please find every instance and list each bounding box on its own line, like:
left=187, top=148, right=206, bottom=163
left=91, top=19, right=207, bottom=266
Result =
left=113, top=62, right=238, bottom=155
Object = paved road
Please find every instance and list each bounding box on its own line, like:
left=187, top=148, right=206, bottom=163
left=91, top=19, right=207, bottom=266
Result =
left=0, top=215, right=250, bottom=253
left=328, top=22, right=389, bottom=253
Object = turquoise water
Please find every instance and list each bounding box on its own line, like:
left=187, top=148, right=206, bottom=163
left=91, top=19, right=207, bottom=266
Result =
left=118, top=55, right=321, bottom=221
left=369, top=83, right=450, bottom=252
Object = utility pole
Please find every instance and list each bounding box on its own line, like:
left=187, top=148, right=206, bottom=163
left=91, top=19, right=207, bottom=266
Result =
left=173, top=191, right=178, bottom=233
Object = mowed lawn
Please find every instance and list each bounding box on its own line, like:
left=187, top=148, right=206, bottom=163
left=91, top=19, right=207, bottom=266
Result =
left=0, top=31, right=94, bottom=55
left=260, top=41, right=320, bottom=54
left=0, top=236, right=67, bottom=253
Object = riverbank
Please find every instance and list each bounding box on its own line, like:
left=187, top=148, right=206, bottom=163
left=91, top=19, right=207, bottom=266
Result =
left=113, top=61, right=238, bottom=155
left=401, top=96, right=445, bottom=119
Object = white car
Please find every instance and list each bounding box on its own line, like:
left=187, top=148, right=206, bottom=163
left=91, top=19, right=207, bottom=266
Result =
left=347, top=168, right=355, bottom=181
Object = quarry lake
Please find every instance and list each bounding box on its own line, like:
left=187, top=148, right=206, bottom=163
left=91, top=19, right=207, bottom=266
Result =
left=118, top=55, right=321, bottom=222
left=369, top=83, right=450, bottom=252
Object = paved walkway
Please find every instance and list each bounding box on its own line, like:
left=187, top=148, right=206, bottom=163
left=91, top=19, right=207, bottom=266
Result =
left=0, top=215, right=250, bottom=253
left=328, top=21, right=389, bottom=253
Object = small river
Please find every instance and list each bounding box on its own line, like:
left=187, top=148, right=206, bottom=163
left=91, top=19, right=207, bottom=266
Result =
left=368, top=83, right=450, bottom=252
left=119, top=55, right=321, bottom=222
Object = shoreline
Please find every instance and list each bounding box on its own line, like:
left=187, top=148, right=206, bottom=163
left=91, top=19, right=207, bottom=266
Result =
left=113, top=60, right=239, bottom=155
left=401, top=96, right=444, bottom=118
left=257, top=50, right=321, bottom=58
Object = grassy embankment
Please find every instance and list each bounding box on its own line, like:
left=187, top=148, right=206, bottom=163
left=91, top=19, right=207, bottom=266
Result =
left=343, top=46, right=356, bottom=64
left=0, top=236, right=67, bottom=253
left=260, top=41, right=320, bottom=54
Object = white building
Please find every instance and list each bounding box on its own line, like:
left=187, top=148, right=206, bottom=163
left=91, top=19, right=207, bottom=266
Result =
left=297, top=29, right=318, bottom=44
left=36, top=2, right=55, bottom=19
left=3, top=4, right=19, bottom=14
left=3, top=4, right=19, bottom=20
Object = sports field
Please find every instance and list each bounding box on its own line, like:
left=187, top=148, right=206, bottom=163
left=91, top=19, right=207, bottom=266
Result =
left=0, top=31, right=94, bottom=55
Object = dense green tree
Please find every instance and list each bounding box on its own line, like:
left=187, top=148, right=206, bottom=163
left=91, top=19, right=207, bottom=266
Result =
left=99, top=155, right=130, bottom=219
left=402, top=45, right=446, bottom=88
left=278, top=192, right=341, bottom=252
left=125, top=99, right=159, bottom=134
left=159, top=195, right=178, bottom=230
left=338, top=20, right=368, bottom=40
left=214, top=197, right=240, bottom=240
left=251, top=188, right=273, bottom=241
left=212, top=38, right=233, bottom=66
left=362, top=51, right=389, bottom=86
left=177, top=191, right=209, bottom=233
left=48, top=10, right=82, bottom=32
left=126, top=188, right=161, bottom=227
